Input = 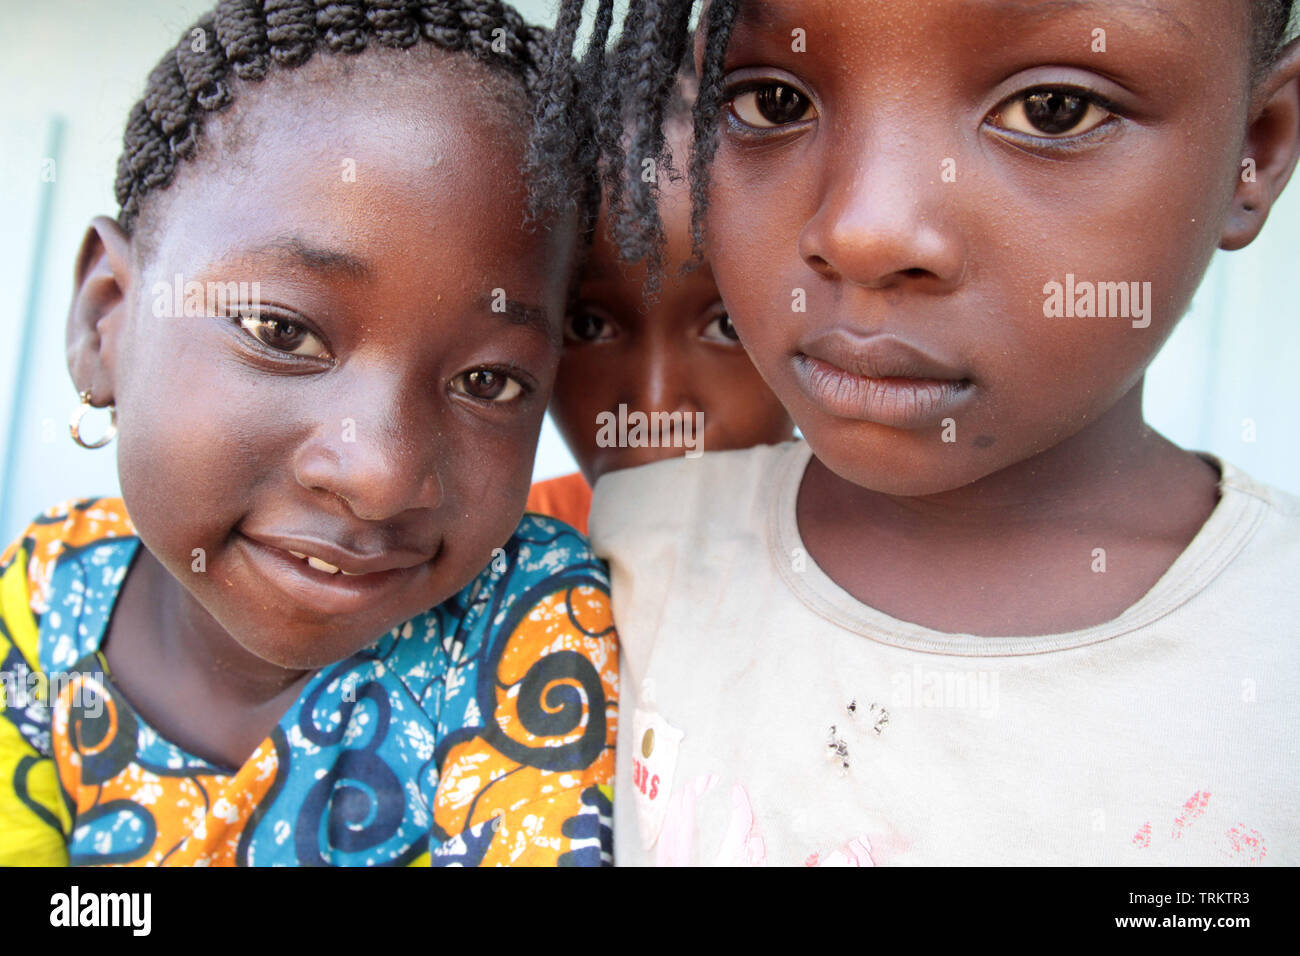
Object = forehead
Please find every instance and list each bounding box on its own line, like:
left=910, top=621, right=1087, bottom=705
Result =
left=730, top=0, right=1246, bottom=49
left=138, top=46, right=566, bottom=280
left=722, top=0, right=1254, bottom=117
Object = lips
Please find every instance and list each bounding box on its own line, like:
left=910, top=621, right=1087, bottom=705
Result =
left=794, top=329, right=973, bottom=428
left=235, top=530, right=437, bottom=617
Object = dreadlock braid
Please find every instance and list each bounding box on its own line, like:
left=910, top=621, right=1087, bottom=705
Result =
left=116, top=0, right=558, bottom=232
left=588, top=0, right=647, bottom=234
left=534, top=0, right=1298, bottom=277
left=608, top=0, right=694, bottom=282
left=686, top=0, right=737, bottom=262
left=572, top=0, right=617, bottom=237
left=521, top=0, right=587, bottom=222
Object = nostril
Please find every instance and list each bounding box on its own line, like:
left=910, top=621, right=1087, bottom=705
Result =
left=902, top=267, right=929, bottom=279
left=805, top=254, right=834, bottom=275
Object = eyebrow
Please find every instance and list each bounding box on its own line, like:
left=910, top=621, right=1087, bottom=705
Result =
left=963, top=0, right=1193, bottom=36
left=245, top=236, right=373, bottom=280
left=740, top=0, right=1192, bottom=38
left=483, top=293, right=560, bottom=348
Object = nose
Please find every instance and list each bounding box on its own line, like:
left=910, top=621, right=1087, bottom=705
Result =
left=292, top=378, right=443, bottom=522
left=622, top=331, right=702, bottom=421
left=798, top=142, right=967, bottom=293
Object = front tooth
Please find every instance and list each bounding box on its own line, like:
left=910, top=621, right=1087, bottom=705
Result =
left=289, top=550, right=307, bottom=560
left=340, top=569, right=364, bottom=577
left=306, top=555, right=340, bottom=574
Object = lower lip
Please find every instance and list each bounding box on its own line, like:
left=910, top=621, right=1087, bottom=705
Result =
left=235, top=534, right=427, bottom=618
left=793, top=355, right=972, bottom=428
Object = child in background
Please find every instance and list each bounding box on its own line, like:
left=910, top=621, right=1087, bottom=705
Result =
left=0, top=0, right=616, bottom=866
left=536, top=0, right=1300, bottom=864
left=527, top=59, right=793, bottom=534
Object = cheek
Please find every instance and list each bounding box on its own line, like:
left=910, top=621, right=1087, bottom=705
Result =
left=549, top=353, right=613, bottom=455
left=707, top=162, right=813, bottom=374
left=438, top=407, right=545, bottom=551
left=112, top=326, right=285, bottom=558
left=696, top=354, right=794, bottom=447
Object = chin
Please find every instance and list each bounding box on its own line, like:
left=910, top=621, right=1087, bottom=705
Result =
left=808, top=426, right=1004, bottom=499
left=231, top=617, right=391, bottom=672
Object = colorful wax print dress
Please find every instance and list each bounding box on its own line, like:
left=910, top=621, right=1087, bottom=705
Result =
left=0, top=499, right=616, bottom=866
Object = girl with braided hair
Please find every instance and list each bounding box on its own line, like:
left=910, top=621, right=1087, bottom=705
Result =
left=0, top=0, right=616, bottom=866
left=541, top=1, right=1300, bottom=865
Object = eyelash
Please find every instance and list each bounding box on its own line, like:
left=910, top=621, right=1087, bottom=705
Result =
left=985, top=87, right=1122, bottom=149
left=723, top=80, right=817, bottom=139
left=232, top=311, right=333, bottom=365
left=722, top=79, right=1123, bottom=150
left=449, top=366, right=532, bottom=405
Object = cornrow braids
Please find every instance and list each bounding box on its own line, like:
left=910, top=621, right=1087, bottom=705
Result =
left=115, top=0, right=556, bottom=232
left=533, top=0, right=1298, bottom=277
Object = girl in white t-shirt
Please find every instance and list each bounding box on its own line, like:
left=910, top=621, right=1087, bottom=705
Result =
left=528, top=0, right=1300, bottom=865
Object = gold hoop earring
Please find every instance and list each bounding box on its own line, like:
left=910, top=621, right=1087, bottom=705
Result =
left=69, top=390, right=117, bottom=449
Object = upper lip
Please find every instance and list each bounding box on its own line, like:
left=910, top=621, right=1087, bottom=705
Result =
left=797, top=329, right=969, bottom=382
left=240, top=531, right=435, bottom=576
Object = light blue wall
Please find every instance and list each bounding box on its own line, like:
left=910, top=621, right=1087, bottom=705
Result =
left=2, top=1, right=1297, bottom=547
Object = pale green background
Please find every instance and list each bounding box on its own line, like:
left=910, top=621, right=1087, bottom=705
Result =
left=2, top=0, right=1297, bottom=546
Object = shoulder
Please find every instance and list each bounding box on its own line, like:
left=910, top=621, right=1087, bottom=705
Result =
left=1218, top=460, right=1300, bottom=520
left=1, top=497, right=134, bottom=617
left=0, top=498, right=135, bottom=674
left=1214, top=459, right=1300, bottom=561
left=588, top=441, right=801, bottom=557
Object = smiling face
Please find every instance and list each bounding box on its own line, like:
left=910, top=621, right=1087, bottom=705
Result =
left=702, top=0, right=1279, bottom=496
left=550, top=124, right=794, bottom=484
left=79, top=49, right=575, bottom=669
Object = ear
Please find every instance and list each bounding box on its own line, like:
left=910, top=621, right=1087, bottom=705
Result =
left=66, top=216, right=135, bottom=404
left=1220, top=36, right=1300, bottom=250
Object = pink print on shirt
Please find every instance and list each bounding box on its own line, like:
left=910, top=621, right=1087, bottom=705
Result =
left=653, top=775, right=767, bottom=867
left=1132, top=790, right=1267, bottom=863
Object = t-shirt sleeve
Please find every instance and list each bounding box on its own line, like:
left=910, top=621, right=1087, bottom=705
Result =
left=0, top=526, right=70, bottom=866
left=430, top=522, right=617, bottom=866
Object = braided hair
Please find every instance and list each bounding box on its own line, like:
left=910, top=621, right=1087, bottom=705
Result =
left=116, top=0, right=570, bottom=236
left=531, top=0, right=1299, bottom=274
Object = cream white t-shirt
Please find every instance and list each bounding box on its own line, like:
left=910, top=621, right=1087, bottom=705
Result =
left=590, top=441, right=1300, bottom=866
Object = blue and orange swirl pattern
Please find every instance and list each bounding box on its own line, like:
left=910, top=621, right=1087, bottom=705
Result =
left=0, top=499, right=616, bottom=866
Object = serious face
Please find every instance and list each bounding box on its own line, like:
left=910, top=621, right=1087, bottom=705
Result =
left=550, top=125, right=794, bottom=484
left=703, top=0, right=1279, bottom=496
left=86, top=50, right=575, bottom=668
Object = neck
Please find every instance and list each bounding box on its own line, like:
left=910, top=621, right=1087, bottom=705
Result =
left=136, top=548, right=309, bottom=708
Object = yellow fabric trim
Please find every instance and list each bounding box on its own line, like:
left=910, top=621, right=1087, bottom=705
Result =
left=0, top=715, right=69, bottom=866
left=1, top=545, right=40, bottom=670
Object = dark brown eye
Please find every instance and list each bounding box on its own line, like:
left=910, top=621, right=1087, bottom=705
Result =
left=453, top=369, right=524, bottom=403
left=239, top=315, right=328, bottom=358
left=993, top=88, right=1111, bottom=138
left=731, top=84, right=816, bottom=129
left=1023, top=91, right=1087, bottom=134
left=565, top=309, right=616, bottom=343
left=701, top=310, right=741, bottom=344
